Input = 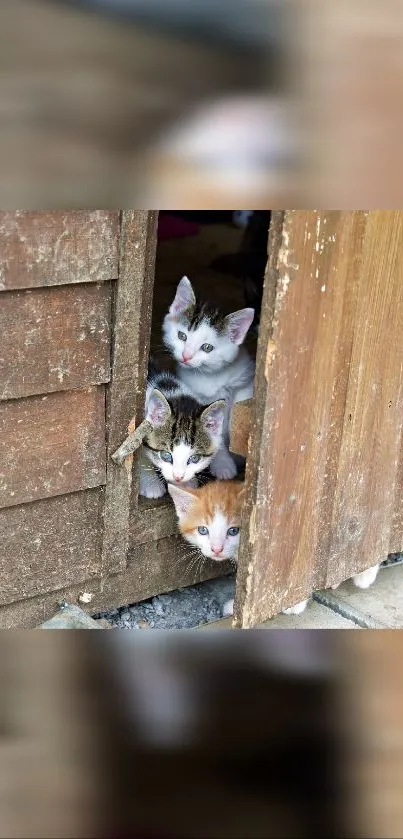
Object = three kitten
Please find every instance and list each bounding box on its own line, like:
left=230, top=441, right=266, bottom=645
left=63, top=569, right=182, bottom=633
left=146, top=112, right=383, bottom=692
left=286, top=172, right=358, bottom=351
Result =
left=141, top=274, right=381, bottom=619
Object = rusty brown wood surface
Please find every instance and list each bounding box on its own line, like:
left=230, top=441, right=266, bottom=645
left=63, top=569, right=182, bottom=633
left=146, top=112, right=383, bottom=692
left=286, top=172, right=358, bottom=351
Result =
left=101, top=211, right=158, bottom=578
left=328, top=211, right=403, bottom=575
left=0, top=386, right=106, bottom=509
left=0, top=211, right=119, bottom=291
left=0, top=488, right=104, bottom=606
left=235, top=210, right=403, bottom=628
left=390, top=426, right=403, bottom=553
left=230, top=399, right=253, bottom=458
left=1, top=283, right=111, bottom=400
left=130, top=497, right=177, bottom=546
left=0, top=531, right=230, bottom=628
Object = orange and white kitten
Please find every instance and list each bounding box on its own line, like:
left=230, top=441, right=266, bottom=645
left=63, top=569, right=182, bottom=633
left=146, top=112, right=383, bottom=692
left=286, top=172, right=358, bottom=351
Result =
left=168, top=480, right=243, bottom=617
left=169, top=479, right=310, bottom=619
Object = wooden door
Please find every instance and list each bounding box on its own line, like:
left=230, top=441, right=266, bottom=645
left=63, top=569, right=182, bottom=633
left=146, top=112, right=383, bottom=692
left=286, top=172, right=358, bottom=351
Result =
left=235, top=210, right=403, bottom=627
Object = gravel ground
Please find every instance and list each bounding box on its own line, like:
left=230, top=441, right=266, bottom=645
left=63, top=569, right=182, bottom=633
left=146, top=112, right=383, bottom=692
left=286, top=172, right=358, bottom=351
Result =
left=95, top=554, right=403, bottom=630
left=95, top=574, right=235, bottom=629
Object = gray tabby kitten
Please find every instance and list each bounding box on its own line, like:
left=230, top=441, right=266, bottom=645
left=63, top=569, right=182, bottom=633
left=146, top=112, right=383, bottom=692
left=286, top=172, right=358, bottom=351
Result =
left=140, top=363, right=225, bottom=499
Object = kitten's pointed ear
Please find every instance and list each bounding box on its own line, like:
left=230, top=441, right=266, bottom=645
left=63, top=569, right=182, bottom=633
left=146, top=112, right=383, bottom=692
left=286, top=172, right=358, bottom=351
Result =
left=224, top=308, right=255, bottom=345
left=200, top=400, right=226, bottom=438
left=168, top=484, right=197, bottom=520
left=169, top=276, right=196, bottom=317
left=146, top=389, right=171, bottom=427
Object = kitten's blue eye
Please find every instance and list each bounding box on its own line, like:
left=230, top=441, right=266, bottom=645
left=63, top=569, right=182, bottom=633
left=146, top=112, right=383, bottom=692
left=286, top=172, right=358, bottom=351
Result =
left=178, top=331, right=187, bottom=342
left=188, top=454, right=201, bottom=464
left=198, top=526, right=209, bottom=535
left=201, top=343, right=214, bottom=353
left=159, top=451, right=173, bottom=463
left=227, top=527, right=240, bottom=537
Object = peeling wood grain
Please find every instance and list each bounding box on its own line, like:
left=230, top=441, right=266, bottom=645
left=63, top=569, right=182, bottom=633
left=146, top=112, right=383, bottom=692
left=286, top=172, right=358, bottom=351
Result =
left=0, top=211, right=119, bottom=291
left=0, top=488, right=104, bottom=605
left=390, top=427, right=403, bottom=554
left=0, top=387, right=106, bottom=508
left=101, top=211, right=158, bottom=577
left=235, top=210, right=403, bottom=629
left=329, top=211, right=403, bottom=575
left=233, top=210, right=283, bottom=627
left=0, top=283, right=112, bottom=400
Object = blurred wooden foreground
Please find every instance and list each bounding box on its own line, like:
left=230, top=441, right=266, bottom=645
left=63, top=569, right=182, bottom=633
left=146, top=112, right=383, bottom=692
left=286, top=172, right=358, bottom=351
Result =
left=1, top=634, right=403, bottom=838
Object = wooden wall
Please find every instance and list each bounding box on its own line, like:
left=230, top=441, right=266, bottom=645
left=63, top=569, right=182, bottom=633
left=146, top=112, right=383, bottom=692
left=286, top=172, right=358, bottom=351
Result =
left=0, top=211, right=119, bottom=623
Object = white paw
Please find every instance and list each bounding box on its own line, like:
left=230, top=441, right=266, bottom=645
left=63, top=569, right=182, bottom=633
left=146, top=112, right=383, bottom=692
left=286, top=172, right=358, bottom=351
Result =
left=222, top=598, right=234, bottom=618
left=352, top=564, right=380, bottom=589
left=139, top=470, right=166, bottom=499
left=210, top=451, right=237, bottom=480
left=140, top=483, right=167, bottom=499
left=282, top=599, right=309, bottom=615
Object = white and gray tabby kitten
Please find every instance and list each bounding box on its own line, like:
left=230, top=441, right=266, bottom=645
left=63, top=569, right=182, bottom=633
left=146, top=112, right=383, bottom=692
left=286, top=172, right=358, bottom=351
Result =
left=163, top=276, right=255, bottom=479
left=140, top=363, right=225, bottom=499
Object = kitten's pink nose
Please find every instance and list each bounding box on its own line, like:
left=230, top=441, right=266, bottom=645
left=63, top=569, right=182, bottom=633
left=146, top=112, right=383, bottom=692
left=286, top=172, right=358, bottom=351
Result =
left=182, top=350, right=193, bottom=363
left=173, top=474, right=184, bottom=483
left=212, top=546, right=224, bottom=557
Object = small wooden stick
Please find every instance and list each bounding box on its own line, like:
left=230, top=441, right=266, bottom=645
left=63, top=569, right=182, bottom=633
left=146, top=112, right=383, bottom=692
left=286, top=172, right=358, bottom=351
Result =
left=111, top=419, right=152, bottom=466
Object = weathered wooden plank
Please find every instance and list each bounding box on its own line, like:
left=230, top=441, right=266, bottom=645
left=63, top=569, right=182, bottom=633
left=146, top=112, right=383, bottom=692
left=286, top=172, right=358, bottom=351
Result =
left=0, top=211, right=119, bottom=291
left=390, top=429, right=403, bottom=554
left=235, top=210, right=403, bottom=628
left=0, top=283, right=112, bottom=400
left=0, top=488, right=104, bottom=605
left=0, top=579, right=103, bottom=630
left=230, top=399, right=253, bottom=457
left=0, top=387, right=106, bottom=508
left=0, top=531, right=230, bottom=627
left=101, top=211, right=158, bottom=577
left=329, top=211, right=403, bottom=578
left=130, top=498, right=177, bottom=546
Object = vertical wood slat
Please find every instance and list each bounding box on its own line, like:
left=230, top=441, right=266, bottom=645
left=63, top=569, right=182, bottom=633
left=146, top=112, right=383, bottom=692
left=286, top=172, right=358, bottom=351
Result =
left=235, top=210, right=403, bottom=628
left=101, top=211, right=158, bottom=578
left=328, top=211, right=403, bottom=578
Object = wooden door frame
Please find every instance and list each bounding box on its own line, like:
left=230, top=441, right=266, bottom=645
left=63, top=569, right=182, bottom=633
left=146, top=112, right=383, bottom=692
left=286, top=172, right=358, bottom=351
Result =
left=235, top=210, right=403, bottom=628
left=101, top=210, right=158, bottom=580
left=99, top=210, right=229, bottom=612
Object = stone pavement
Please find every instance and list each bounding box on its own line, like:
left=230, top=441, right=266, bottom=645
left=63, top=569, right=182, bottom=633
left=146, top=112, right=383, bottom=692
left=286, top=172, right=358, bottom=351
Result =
left=202, top=563, right=403, bottom=629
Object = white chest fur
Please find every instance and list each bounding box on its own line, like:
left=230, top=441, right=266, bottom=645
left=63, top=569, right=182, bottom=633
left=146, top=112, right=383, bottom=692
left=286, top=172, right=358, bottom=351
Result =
left=177, top=347, right=255, bottom=407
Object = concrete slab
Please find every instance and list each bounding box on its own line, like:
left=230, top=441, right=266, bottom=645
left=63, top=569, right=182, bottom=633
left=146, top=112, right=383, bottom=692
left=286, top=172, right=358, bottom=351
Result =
left=199, top=598, right=358, bottom=629
left=40, top=604, right=111, bottom=629
left=315, top=564, right=403, bottom=628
